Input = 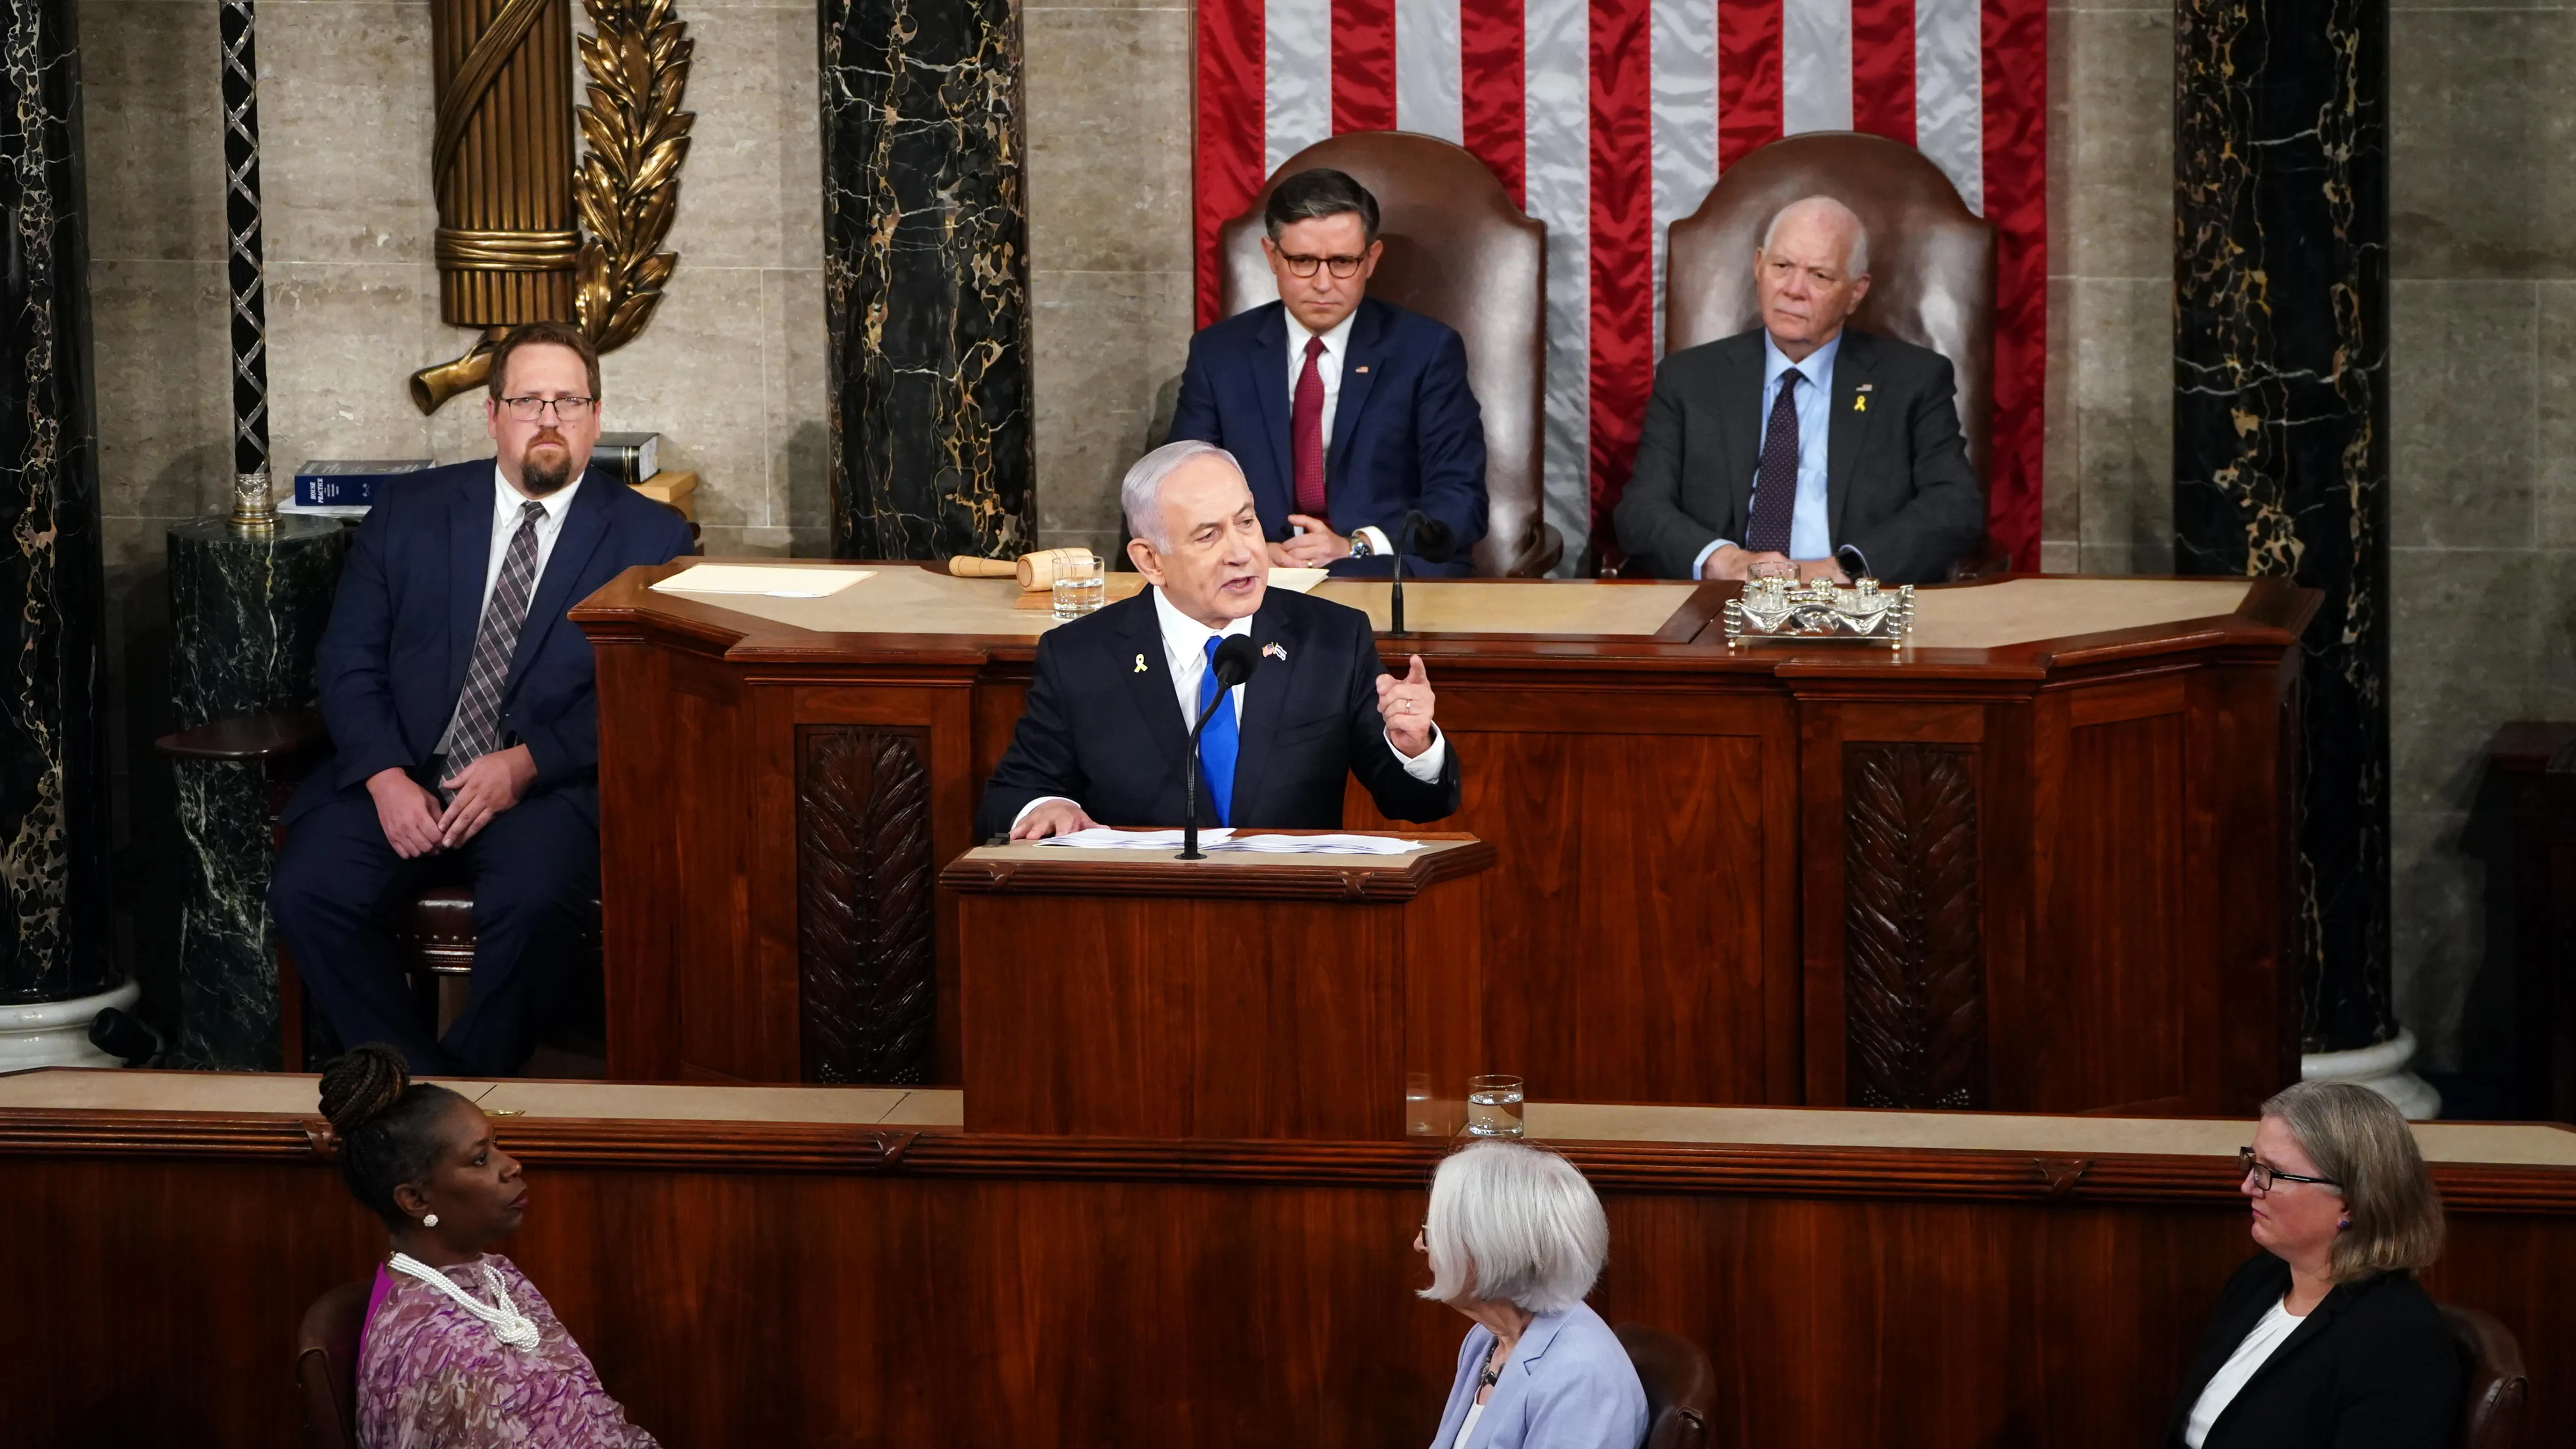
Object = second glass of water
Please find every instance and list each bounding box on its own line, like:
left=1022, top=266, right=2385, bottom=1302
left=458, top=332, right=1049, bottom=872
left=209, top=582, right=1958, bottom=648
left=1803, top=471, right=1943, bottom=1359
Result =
left=1051, top=555, right=1105, bottom=618
left=1465, top=1073, right=1525, bottom=1138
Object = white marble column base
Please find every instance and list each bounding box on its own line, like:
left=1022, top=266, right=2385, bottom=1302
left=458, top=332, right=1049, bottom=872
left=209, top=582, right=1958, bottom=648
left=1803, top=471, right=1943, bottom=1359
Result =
left=2301, top=1027, right=2441, bottom=1120
left=0, top=979, right=143, bottom=1070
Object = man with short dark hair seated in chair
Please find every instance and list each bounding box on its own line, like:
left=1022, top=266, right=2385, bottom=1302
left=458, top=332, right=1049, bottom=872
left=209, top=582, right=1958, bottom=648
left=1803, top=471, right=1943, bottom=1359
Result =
left=1167, top=167, right=1488, bottom=577
left=1613, top=195, right=1984, bottom=586
left=269, top=320, right=697, bottom=1076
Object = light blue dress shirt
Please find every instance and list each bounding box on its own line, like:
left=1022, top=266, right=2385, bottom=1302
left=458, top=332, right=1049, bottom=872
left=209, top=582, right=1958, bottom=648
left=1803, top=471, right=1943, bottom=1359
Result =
left=1691, top=330, right=1841, bottom=576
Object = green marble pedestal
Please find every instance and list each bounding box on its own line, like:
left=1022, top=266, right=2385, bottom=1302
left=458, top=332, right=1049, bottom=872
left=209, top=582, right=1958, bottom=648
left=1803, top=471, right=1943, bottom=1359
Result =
left=165, top=517, right=347, bottom=1069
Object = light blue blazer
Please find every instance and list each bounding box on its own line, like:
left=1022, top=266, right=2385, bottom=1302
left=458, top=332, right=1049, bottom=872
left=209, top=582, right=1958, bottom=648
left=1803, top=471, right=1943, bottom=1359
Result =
left=1426, top=1302, right=1651, bottom=1449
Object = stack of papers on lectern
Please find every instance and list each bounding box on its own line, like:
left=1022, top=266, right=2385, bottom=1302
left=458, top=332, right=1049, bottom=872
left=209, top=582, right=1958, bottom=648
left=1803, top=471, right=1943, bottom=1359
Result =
left=1029, top=827, right=1419, bottom=856
left=652, top=564, right=874, bottom=598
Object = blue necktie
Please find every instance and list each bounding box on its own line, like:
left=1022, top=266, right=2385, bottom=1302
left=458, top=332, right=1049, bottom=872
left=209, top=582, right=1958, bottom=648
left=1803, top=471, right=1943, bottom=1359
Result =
left=1197, top=635, right=1240, bottom=826
left=1744, top=367, right=1803, bottom=556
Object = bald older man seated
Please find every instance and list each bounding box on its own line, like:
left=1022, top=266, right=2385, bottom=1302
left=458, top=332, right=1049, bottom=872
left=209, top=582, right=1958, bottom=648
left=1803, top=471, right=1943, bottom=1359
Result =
left=1613, top=195, right=1984, bottom=586
left=975, top=439, right=1462, bottom=841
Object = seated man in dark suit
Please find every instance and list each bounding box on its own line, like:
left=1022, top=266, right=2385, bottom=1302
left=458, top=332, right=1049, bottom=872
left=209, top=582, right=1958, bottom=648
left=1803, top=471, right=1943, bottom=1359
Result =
left=1167, top=168, right=1488, bottom=578
left=268, top=320, right=697, bottom=1075
left=977, top=439, right=1461, bottom=840
left=1613, top=195, right=1984, bottom=585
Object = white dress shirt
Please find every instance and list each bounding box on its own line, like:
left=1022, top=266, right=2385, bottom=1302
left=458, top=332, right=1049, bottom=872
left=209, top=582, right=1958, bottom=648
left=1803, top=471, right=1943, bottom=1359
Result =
left=2182, top=1297, right=2305, bottom=1448
left=1284, top=308, right=1391, bottom=557
left=1692, top=330, right=1857, bottom=576
left=1011, top=585, right=1446, bottom=828
left=434, top=467, right=584, bottom=755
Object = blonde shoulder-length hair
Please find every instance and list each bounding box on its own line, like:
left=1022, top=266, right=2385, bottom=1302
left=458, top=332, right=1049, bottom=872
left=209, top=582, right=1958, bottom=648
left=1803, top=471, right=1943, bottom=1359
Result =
left=2263, top=1080, right=2445, bottom=1282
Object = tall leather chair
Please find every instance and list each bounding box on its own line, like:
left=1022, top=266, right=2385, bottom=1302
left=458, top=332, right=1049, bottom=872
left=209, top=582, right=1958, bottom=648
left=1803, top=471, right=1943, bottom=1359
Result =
left=1663, top=131, right=2003, bottom=578
left=295, top=1277, right=372, bottom=1449
left=1217, top=132, right=1561, bottom=577
left=2438, top=1304, right=2529, bottom=1449
left=1615, top=1322, right=1717, bottom=1449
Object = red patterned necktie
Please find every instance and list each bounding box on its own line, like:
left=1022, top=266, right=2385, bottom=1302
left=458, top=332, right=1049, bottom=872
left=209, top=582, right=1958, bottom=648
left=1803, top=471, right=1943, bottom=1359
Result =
left=1291, top=334, right=1328, bottom=516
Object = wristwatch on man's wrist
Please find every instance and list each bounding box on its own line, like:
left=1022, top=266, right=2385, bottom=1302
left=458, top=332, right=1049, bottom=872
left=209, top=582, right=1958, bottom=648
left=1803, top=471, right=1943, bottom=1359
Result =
left=1348, top=531, right=1376, bottom=558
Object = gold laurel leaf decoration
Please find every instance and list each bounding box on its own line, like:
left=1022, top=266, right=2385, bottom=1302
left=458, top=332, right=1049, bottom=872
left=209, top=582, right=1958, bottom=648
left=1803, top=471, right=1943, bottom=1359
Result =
left=573, top=0, right=694, bottom=355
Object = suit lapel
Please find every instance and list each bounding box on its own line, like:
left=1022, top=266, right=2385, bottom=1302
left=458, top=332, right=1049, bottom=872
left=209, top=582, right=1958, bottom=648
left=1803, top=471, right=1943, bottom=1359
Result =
left=1825, top=330, right=1878, bottom=542
left=1227, top=600, right=1304, bottom=826
left=1325, top=298, right=1385, bottom=490
left=1249, top=304, right=1295, bottom=505
left=446, top=472, right=496, bottom=709
left=1116, top=594, right=1189, bottom=772
left=498, top=470, right=612, bottom=701
left=1723, top=333, right=1765, bottom=534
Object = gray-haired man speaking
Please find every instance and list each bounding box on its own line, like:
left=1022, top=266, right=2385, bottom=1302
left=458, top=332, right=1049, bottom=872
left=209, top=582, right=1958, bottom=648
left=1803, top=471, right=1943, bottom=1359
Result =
left=975, top=440, right=1461, bottom=841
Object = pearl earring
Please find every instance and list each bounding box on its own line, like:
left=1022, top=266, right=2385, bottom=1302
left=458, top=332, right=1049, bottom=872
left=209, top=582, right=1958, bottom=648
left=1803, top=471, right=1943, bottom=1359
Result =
left=422, top=1213, right=440, bottom=1229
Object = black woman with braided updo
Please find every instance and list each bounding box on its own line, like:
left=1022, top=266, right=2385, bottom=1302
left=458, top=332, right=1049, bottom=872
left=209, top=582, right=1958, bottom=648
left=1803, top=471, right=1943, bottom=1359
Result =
left=319, top=1043, right=660, bottom=1448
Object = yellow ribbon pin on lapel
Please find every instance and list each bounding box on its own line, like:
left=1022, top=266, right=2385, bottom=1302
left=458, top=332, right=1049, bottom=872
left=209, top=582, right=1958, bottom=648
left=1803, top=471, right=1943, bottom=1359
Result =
left=1133, top=653, right=1147, bottom=673
left=1854, top=395, right=1868, bottom=412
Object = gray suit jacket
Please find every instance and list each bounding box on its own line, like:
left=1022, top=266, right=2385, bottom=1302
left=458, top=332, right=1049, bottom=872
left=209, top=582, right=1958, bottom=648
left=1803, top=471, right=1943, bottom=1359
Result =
left=1613, top=326, right=1985, bottom=585
left=1426, top=1302, right=1648, bottom=1449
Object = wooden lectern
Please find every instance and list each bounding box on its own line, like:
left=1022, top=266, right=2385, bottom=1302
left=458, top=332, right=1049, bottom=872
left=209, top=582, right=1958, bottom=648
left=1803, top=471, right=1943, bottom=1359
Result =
left=941, top=833, right=1497, bottom=1139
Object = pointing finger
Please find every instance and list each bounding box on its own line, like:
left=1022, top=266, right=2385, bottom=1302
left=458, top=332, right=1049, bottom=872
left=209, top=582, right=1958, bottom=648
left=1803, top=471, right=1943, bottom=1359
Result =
left=1407, top=654, right=1428, bottom=683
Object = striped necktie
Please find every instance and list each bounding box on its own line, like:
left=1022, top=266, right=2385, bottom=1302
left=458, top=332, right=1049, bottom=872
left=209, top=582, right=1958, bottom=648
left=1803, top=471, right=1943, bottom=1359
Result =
left=443, top=500, right=548, bottom=786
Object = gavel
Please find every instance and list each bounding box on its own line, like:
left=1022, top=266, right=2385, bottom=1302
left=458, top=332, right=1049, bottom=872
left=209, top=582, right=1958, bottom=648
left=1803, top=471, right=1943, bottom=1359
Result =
left=947, top=547, right=1096, bottom=591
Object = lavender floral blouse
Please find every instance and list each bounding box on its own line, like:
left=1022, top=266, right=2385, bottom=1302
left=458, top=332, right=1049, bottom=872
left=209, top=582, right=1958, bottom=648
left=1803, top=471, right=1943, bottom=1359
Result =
left=355, top=1254, right=660, bottom=1449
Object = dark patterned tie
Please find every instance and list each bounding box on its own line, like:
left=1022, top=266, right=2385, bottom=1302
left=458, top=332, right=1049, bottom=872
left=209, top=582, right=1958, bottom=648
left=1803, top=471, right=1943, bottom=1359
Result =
left=1743, top=367, right=1803, bottom=556
left=444, top=500, right=548, bottom=785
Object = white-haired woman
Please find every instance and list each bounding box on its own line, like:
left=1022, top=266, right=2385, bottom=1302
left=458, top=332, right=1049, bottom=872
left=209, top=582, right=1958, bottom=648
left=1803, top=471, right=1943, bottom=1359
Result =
left=1416, top=1140, right=1648, bottom=1449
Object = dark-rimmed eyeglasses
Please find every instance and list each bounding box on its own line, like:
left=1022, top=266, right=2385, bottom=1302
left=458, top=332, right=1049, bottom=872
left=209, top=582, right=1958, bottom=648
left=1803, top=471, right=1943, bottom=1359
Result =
left=1278, top=252, right=1368, bottom=279
left=2238, top=1146, right=2339, bottom=1191
left=497, top=395, right=596, bottom=422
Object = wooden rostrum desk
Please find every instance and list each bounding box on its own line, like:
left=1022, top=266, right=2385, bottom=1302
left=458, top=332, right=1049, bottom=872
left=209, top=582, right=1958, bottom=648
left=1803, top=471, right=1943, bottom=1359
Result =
left=570, top=565, right=2315, bottom=1114
left=3, top=1068, right=2570, bottom=1448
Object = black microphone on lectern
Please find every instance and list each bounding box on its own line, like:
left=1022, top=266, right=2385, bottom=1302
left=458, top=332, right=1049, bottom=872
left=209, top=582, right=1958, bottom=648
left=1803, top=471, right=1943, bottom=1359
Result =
left=1180, top=634, right=1263, bottom=861
left=1389, top=510, right=1459, bottom=636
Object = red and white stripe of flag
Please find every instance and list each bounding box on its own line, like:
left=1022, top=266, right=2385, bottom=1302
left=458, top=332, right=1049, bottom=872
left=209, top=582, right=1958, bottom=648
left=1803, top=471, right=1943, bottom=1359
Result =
left=1195, top=0, right=2046, bottom=570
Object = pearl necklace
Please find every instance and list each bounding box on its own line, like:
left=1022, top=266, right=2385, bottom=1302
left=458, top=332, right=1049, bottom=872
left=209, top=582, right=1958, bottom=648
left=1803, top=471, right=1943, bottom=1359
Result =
left=387, top=1253, right=541, bottom=1352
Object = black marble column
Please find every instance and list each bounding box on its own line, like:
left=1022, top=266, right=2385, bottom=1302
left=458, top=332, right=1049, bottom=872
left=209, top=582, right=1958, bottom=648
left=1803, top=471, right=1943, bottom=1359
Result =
left=2174, top=0, right=2392, bottom=1053
left=165, top=520, right=344, bottom=1069
left=820, top=0, right=1036, bottom=560
left=0, top=0, right=114, bottom=1014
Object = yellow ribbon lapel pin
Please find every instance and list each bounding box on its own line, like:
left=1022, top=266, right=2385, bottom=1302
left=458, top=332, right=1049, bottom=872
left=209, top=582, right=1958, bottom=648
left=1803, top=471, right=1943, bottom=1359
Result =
left=1854, top=383, right=1873, bottom=413
left=1133, top=653, right=1147, bottom=673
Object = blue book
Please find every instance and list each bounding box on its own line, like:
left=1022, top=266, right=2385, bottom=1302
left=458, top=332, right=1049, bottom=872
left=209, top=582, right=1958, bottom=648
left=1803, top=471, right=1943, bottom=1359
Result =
left=293, top=458, right=433, bottom=508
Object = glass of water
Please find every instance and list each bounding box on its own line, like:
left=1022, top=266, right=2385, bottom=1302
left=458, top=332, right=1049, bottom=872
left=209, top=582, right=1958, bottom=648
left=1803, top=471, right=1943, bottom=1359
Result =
left=1465, top=1074, right=1526, bottom=1138
left=1051, top=555, right=1106, bottom=618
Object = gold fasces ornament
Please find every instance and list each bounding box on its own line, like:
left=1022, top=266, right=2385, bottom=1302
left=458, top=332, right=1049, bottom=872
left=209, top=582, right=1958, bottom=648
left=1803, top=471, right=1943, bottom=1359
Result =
left=409, top=0, right=695, bottom=413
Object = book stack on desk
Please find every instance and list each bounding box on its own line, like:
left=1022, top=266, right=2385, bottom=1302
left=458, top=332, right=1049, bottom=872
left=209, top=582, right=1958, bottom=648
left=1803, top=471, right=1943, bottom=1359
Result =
left=596, top=431, right=696, bottom=521
left=278, top=459, right=434, bottom=518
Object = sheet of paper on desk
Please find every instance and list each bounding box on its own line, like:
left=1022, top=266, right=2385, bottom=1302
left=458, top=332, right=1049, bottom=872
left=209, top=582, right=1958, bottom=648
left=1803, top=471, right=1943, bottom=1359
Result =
left=1030, top=827, right=1418, bottom=855
left=1035, top=827, right=1233, bottom=849
left=651, top=564, right=875, bottom=598
left=1265, top=568, right=1328, bottom=593
left=1225, top=833, right=1421, bottom=855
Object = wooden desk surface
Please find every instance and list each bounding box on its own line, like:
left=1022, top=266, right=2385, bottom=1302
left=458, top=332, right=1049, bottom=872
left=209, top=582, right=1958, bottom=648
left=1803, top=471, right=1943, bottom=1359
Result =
left=579, top=560, right=2313, bottom=674
left=13, top=1068, right=2572, bottom=1167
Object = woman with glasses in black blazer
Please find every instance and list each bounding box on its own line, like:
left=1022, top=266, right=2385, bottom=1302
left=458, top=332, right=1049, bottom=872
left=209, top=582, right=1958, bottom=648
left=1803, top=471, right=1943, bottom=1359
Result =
left=2165, top=1080, right=2461, bottom=1449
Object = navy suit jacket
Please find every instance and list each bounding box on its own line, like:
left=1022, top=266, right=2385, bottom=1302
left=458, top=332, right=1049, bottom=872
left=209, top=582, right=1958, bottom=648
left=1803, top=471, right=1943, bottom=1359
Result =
left=284, top=458, right=698, bottom=829
left=973, top=586, right=1462, bottom=838
left=1168, top=295, right=1488, bottom=577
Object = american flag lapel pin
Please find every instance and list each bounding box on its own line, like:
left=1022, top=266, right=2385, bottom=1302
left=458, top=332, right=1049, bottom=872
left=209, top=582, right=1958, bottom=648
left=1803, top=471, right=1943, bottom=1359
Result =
left=1263, top=642, right=1289, bottom=662
left=1354, top=366, right=1369, bottom=374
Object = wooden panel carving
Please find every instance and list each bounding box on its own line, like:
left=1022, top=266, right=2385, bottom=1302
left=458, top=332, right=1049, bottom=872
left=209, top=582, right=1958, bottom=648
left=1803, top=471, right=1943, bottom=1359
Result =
left=1843, top=744, right=1986, bottom=1108
left=795, top=726, right=937, bottom=1083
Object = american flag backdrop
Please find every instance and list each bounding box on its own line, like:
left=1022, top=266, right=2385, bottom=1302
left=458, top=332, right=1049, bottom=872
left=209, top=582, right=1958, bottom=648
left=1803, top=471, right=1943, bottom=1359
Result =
left=1192, top=0, right=2047, bottom=569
